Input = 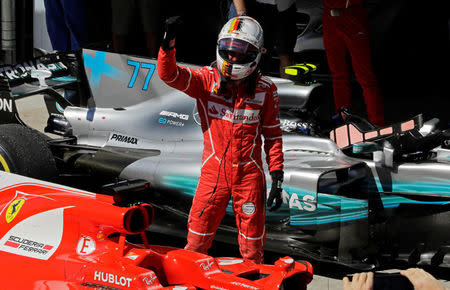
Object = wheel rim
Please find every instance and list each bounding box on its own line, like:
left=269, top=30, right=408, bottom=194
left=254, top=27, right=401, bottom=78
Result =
left=0, top=144, right=15, bottom=172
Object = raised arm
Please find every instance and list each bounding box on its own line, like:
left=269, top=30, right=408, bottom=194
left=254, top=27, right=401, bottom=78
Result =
left=157, top=16, right=212, bottom=98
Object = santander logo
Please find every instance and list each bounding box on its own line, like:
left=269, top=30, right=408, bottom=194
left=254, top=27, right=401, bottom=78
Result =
left=208, top=101, right=260, bottom=124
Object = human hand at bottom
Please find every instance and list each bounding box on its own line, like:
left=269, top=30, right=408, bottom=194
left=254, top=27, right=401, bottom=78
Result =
left=400, top=268, right=446, bottom=290
left=342, top=272, right=373, bottom=290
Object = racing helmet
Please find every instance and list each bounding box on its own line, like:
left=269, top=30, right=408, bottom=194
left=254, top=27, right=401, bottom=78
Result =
left=216, top=16, right=264, bottom=80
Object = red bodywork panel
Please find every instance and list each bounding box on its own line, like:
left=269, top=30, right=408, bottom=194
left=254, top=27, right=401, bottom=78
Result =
left=0, top=173, right=313, bottom=289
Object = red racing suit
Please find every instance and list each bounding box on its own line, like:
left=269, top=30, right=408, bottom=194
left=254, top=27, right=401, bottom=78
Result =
left=322, top=0, right=385, bottom=127
left=157, top=47, right=283, bottom=263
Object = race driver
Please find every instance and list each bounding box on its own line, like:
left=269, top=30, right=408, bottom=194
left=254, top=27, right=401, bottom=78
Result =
left=157, top=16, right=284, bottom=264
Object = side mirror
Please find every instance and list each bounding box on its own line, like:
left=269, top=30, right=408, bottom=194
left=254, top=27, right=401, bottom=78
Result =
left=30, top=69, right=52, bottom=87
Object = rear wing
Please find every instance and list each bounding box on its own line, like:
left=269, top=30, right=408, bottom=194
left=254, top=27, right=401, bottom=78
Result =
left=0, top=51, right=80, bottom=99
left=0, top=51, right=87, bottom=125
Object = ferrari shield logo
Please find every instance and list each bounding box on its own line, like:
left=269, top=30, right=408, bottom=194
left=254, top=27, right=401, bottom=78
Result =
left=6, top=198, right=25, bottom=223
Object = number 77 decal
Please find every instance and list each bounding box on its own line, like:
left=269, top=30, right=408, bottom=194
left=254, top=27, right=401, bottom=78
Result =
left=127, top=60, right=156, bottom=91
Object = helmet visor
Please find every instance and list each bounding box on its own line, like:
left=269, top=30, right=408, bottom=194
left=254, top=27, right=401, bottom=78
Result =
left=218, top=38, right=258, bottom=64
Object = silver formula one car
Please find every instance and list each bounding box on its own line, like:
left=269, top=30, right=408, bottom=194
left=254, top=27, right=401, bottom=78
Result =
left=0, top=49, right=449, bottom=270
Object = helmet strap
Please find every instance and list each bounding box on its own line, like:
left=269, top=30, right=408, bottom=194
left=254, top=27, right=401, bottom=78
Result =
left=210, top=61, right=229, bottom=96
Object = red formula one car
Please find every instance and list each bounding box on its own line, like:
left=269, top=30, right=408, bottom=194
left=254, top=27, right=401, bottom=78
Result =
left=0, top=171, right=312, bottom=289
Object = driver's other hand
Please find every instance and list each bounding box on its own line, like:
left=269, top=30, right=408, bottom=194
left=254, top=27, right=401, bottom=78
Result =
left=343, top=272, right=374, bottom=290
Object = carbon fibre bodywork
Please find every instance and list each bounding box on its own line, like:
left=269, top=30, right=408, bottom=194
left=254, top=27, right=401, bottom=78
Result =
left=1, top=49, right=450, bottom=270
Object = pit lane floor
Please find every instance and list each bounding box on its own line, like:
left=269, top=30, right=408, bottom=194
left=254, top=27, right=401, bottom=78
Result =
left=17, top=95, right=450, bottom=289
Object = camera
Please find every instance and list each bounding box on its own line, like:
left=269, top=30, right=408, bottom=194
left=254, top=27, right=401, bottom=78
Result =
left=346, top=272, right=414, bottom=290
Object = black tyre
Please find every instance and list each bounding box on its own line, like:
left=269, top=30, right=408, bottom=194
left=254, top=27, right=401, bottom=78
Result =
left=0, top=124, right=58, bottom=182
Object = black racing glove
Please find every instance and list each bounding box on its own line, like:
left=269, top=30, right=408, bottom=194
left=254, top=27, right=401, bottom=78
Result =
left=161, top=16, right=183, bottom=51
left=267, top=170, right=284, bottom=212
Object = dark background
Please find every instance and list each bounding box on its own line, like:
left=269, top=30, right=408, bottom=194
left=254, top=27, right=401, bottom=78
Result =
left=10, top=0, right=449, bottom=127
left=367, top=0, right=450, bottom=127
left=85, top=0, right=449, bottom=127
